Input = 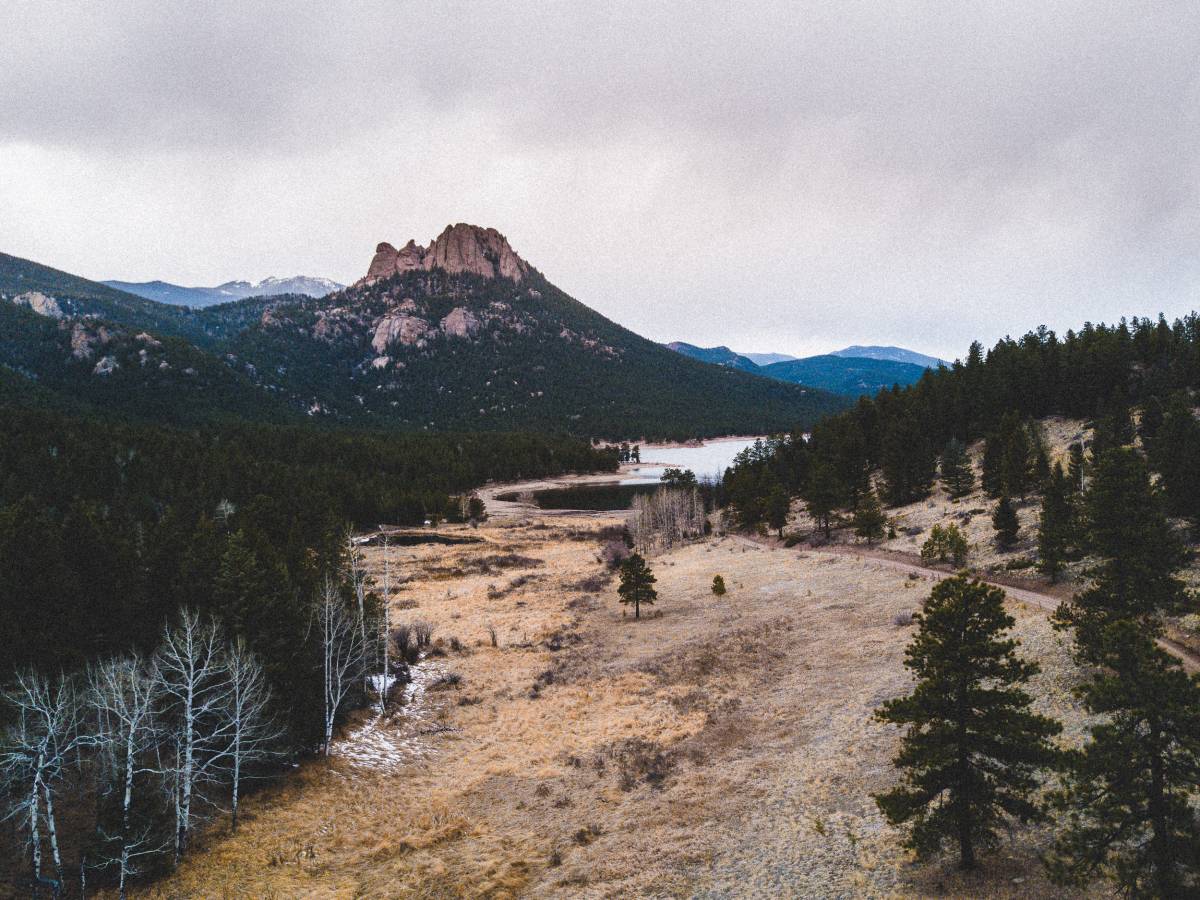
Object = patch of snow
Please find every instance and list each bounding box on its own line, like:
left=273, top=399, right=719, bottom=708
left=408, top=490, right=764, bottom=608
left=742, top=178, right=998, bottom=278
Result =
left=331, top=657, right=451, bottom=773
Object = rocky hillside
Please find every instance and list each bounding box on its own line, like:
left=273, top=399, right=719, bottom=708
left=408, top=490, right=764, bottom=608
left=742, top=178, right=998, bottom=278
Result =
left=1, top=226, right=848, bottom=438
left=227, top=224, right=848, bottom=437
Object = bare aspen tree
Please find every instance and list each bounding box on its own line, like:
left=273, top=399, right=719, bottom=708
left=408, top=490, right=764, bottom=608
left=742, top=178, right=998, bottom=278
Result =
left=217, top=636, right=280, bottom=832
left=379, top=534, right=392, bottom=713
left=629, top=487, right=706, bottom=554
left=316, top=576, right=366, bottom=755
left=345, top=531, right=374, bottom=693
left=89, top=656, right=165, bottom=900
left=0, top=670, right=85, bottom=889
left=154, top=609, right=232, bottom=862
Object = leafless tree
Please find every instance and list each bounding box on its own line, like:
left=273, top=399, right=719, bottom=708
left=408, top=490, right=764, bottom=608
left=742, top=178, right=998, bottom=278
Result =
left=345, top=531, right=376, bottom=694
left=316, top=576, right=366, bottom=755
left=0, top=669, right=86, bottom=889
left=215, top=637, right=280, bottom=832
left=629, top=487, right=706, bottom=554
left=154, top=609, right=231, bottom=862
left=378, top=534, right=393, bottom=713
left=89, top=655, right=166, bottom=900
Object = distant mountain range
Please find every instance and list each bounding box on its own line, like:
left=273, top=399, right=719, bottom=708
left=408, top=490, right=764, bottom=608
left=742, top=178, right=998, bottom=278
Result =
left=666, top=341, right=942, bottom=397
left=0, top=227, right=849, bottom=439
left=830, top=344, right=947, bottom=368
left=664, top=342, right=759, bottom=373
left=742, top=352, right=797, bottom=366
left=103, top=275, right=343, bottom=308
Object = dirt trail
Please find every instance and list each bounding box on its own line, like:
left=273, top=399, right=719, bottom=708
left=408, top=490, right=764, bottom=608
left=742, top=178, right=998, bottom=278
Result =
left=791, top=539, right=1200, bottom=674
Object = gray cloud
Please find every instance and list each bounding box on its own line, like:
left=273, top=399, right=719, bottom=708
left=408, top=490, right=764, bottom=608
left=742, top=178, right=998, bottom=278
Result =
left=2, top=1, right=1199, bottom=360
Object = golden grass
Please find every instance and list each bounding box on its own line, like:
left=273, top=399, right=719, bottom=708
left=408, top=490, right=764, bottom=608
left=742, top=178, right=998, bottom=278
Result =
left=139, top=506, right=1093, bottom=899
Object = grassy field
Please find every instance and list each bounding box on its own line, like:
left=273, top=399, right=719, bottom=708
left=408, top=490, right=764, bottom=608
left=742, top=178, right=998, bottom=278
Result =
left=146, top=496, right=1095, bottom=899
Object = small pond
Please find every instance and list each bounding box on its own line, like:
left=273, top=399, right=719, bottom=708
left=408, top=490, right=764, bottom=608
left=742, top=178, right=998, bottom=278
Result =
left=495, top=482, right=661, bottom=511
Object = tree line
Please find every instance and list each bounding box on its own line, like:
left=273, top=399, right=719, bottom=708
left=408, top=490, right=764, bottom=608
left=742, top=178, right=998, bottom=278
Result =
left=724, top=314, right=1200, bottom=529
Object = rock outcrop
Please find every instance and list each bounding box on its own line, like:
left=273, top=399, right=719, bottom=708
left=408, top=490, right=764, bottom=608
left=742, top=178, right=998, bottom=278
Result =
left=11, top=291, right=63, bottom=318
left=440, top=307, right=480, bottom=338
left=371, top=311, right=429, bottom=353
left=363, top=224, right=529, bottom=284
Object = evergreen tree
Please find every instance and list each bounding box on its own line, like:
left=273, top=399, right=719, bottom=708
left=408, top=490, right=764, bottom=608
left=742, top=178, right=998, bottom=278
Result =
left=1055, top=448, right=1188, bottom=656
left=920, top=523, right=970, bottom=567
left=803, top=458, right=842, bottom=539
left=853, top=487, right=887, bottom=545
left=874, top=576, right=1062, bottom=870
left=982, top=414, right=1035, bottom=498
left=881, top=417, right=936, bottom=506
left=1149, top=394, right=1200, bottom=522
left=711, top=575, right=726, bottom=596
left=617, top=553, right=657, bottom=620
left=1048, top=625, right=1200, bottom=896
left=1139, top=394, right=1164, bottom=444
left=765, top=485, right=791, bottom=537
left=1036, top=463, right=1072, bottom=583
left=1090, top=399, right=1136, bottom=457
left=991, top=495, right=1019, bottom=549
left=939, top=438, right=975, bottom=499
left=1050, top=447, right=1200, bottom=895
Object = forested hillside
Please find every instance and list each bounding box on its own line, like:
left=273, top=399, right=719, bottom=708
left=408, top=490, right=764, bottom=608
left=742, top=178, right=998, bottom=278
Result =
left=1, top=232, right=850, bottom=439
left=726, top=315, right=1200, bottom=519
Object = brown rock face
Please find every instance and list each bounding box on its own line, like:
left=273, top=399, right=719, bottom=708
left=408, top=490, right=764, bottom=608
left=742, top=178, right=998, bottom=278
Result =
left=440, top=306, right=480, bottom=338
left=362, top=224, right=528, bottom=283
left=371, top=312, right=429, bottom=353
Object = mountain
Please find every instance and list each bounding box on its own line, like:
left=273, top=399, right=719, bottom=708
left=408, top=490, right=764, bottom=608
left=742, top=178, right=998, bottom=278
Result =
left=831, top=345, right=946, bottom=368
left=742, top=352, right=797, bottom=366
left=103, top=275, right=343, bottom=308
left=1, top=226, right=850, bottom=438
left=664, top=342, right=759, bottom=372
left=759, top=354, right=927, bottom=397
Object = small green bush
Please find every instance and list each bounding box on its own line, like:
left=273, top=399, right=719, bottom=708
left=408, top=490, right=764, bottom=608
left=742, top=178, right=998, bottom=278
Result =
left=712, top=575, right=727, bottom=596
left=920, top=523, right=969, bottom=567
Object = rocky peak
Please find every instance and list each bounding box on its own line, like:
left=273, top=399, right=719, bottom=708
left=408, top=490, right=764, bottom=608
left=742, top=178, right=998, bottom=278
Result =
left=362, top=224, right=529, bottom=284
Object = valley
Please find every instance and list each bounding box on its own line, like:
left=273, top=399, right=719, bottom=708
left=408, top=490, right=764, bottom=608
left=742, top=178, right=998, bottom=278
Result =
left=145, top=492, right=1091, bottom=900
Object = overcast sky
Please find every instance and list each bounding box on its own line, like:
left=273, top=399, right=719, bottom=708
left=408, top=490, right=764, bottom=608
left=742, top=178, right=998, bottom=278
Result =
left=3, top=2, right=1198, bottom=360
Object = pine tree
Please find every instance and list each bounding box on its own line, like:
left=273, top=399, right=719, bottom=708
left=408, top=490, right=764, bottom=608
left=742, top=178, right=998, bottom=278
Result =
left=853, top=487, right=887, bottom=545
left=874, top=576, right=1062, bottom=870
left=981, top=415, right=1028, bottom=498
left=881, top=417, right=936, bottom=506
left=803, top=458, right=842, bottom=539
left=765, top=485, right=791, bottom=537
left=1149, top=394, right=1200, bottom=522
left=1050, top=447, right=1200, bottom=894
left=1036, top=463, right=1072, bottom=583
left=991, top=495, right=1019, bottom=549
left=617, top=554, right=657, bottom=620
left=1048, top=625, right=1200, bottom=896
left=711, top=575, right=726, bottom=596
left=920, top=523, right=970, bottom=567
left=939, top=438, right=975, bottom=499
left=1055, top=448, right=1188, bottom=656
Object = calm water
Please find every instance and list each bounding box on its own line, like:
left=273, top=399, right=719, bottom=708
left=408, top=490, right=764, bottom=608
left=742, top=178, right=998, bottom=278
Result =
left=498, top=437, right=768, bottom=511
left=495, top=482, right=662, bottom=510
left=621, top=436, right=764, bottom=484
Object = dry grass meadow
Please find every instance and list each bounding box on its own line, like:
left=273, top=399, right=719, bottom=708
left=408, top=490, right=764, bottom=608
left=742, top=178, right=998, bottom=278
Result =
left=142, top=475, right=1098, bottom=899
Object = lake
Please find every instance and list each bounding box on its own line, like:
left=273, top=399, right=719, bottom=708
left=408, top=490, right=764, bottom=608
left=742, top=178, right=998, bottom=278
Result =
left=620, top=436, right=764, bottom=483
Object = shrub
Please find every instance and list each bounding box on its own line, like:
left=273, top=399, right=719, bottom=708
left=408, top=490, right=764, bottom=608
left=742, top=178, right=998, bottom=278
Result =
left=712, top=575, right=727, bottom=596
left=920, top=523, right=969, bottom=567
left=601, top=540, right=631, bottom=571
left=412, top=620, right=434, bottom=648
